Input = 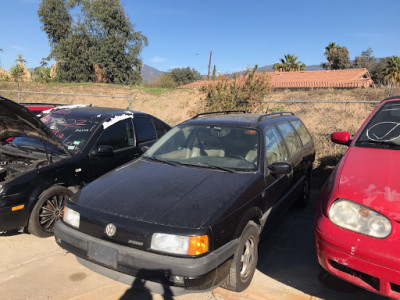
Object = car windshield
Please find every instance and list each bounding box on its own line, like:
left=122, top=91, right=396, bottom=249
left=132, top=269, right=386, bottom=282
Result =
left=356, top=101, right=400, bottom=149
left=144, top=124, right=259, bottom=171
left=41, top=109, right=100, bottom=154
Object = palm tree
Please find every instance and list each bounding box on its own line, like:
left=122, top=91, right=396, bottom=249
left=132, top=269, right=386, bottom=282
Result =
left=273, top=54, right=306, bottom=72
left=383, top=56, right=400, bottom=97
left=383, top=56, right=400, bottom=85
left=13, top=53, right=27, bottom=103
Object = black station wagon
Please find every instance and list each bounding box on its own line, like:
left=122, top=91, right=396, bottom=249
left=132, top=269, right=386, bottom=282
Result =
left=0, top=96, right=170, bottom=237
left=54, top=111, right=315, bottom=294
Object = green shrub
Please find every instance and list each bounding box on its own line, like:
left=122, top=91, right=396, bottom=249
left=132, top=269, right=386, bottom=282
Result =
left=147, top=73, right=177, bottom=88
left=35, top=67, right=52, bottom=83
left=202, top=65, right=271, bottom=112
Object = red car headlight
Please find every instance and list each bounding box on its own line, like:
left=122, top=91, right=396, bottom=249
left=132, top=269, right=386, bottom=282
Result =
left=329, top=199, right=391, bottom=238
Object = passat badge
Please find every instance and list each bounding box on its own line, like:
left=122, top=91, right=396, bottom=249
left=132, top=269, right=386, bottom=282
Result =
left=105, top=223, right=116, bottom=237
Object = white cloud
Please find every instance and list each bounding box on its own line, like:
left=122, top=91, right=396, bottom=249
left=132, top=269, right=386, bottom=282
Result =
left=151, top=56, right=167, bottom=63
left=10, top=45, right=26, bottom=51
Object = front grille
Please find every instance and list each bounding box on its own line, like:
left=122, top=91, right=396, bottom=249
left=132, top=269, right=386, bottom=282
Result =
left=329, top=260, right=380, bottom=291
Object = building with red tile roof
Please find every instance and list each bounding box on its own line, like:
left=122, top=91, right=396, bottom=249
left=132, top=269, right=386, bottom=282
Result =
left=178, top=68, right=374, bottom=89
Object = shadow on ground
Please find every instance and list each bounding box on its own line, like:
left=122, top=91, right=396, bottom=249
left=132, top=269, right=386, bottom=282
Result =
left=0, top=229, right=23, bottom=237
left=256, top=187, right=387, bottom=300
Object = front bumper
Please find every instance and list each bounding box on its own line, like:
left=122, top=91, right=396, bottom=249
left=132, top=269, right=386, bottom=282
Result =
left=314, top=213, right=400, bottom=299
left=0, top=204, right=28, bottom=231
left=54, top=221, right=237, bottom=293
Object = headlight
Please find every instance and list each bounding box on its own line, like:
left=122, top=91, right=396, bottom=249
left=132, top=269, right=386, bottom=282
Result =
left=329, top=199, right=391, bottom=238
left=63, top=206, right=80, bottom=228
left=150, top=233, right=209, bottom=256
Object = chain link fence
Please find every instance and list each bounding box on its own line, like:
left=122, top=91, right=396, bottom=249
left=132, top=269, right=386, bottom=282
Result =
left=0, top=88, right=383, bottom=185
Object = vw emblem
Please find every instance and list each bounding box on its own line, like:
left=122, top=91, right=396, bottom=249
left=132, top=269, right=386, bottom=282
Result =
left=105, top=223, right=116, bottom=237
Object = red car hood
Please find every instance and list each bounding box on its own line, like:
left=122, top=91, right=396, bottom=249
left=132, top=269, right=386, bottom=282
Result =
left=338, top=147, right=400, bottom=221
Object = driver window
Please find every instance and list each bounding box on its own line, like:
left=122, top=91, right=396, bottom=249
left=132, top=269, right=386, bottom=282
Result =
left=265, top=127, right=288, bottom=164
left=97, top=119, right=135, bottom=150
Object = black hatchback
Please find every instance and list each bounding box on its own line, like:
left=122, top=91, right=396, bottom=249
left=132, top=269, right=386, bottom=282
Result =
left=54, top=111, right=315, bottom=293
left=0, top=96, right=170, bottom=237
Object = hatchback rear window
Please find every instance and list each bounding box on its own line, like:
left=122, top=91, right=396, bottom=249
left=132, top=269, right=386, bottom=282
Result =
left=277, top=122, right=302, bottom=156
left=290, top=120, right=312, bottom=145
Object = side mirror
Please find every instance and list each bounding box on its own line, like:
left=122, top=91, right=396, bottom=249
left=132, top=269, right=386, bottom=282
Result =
left=141, top=145, right=150, bottom=154
left=331, top=131, right=351, bottom=146
left=267, top=162, right=292, bottom=176
left=92, top=145, right=113, bottom=157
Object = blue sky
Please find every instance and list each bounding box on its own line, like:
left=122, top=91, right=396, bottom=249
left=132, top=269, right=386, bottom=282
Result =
left=1, top=0, right=399, bottom=75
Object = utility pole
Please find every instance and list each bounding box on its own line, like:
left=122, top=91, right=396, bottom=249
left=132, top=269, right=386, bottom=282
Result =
left=207, top=51, right=212, bottom=80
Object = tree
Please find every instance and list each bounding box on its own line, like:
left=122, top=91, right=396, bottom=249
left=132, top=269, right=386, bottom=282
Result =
left=211, top=65, right=217, bottom=80
left=322, top=42, right=351, bottom=70
left=273, top=54, right=305, bottom=71
left=382, top=56, right=400, bottom=85
left=353, top=48, right=374, bottom=69
left=352, top=48, right=387, bottom=85
left=168, top=67, right=203, bottom=86
left=203, top=65, right=271, bottom=112
left=10, top=64, right=24, bottom=82
left=38, top=0, right=148, bottom=84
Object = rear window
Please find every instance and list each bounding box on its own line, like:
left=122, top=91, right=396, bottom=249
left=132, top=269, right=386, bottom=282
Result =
left=277, top=122, right=302, bottom=156
left=134, top=117, right=157, bottom=143
left=290, top=120, right=312, bottom=145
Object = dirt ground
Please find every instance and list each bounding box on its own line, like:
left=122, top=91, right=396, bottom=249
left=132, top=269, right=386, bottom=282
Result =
left=0, top=190, right=386, bottom=300
left=0, top=83, right=395, bottom=299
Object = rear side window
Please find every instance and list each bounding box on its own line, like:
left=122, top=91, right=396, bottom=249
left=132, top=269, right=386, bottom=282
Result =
left=290, top=120, right=312, bottom=145
left=134, top=117, right=157, bottom=143
left=97, top=119, right=135, bottom=150
left=265, top=127, right=288, bottom=164
left=153, top=119, right=168, bottom=138
left=277, top=122, right=302, bottom=156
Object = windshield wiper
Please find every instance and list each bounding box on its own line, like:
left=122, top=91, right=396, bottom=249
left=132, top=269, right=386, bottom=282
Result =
left=179, top=162, right=235, bottom=173
left=357, top=140, right=400, bottom=148
left=144, top=156, right=178, bottom=166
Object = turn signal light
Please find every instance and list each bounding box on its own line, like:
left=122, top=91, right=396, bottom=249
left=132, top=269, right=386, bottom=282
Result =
left=12, top=205, right=25, bottom=211
left=188, top=235, right=209, bottom=255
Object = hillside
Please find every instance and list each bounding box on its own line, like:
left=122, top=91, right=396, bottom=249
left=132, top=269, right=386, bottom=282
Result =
left=141, top=64, right=164, bottom=82
left=0, top=81, right=398, bottom=180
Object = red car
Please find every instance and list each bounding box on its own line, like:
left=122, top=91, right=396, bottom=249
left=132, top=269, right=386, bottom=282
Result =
left=314, top=96, right=400, bottom=299
left=23, top=103, right=62, bottom=116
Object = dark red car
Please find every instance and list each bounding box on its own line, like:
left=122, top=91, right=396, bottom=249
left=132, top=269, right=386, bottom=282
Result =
left=314, top=96, right=400, bottom=299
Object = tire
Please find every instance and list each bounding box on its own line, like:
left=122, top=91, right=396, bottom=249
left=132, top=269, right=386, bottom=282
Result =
left=221, top=221, right=260, bottom=292
left=27, top=186, right=74, bottom=238
left=297, top=172, right=311, bottom=209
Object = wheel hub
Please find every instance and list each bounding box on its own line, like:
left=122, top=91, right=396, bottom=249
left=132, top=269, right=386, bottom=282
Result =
left=240, top=238, right=255, bottom=279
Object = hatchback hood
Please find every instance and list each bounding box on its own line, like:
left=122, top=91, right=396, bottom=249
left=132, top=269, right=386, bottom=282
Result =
left=0, top=96, right=69, bottom=153
left=73, top=159, right=260, bottom=228
left=338, top=147, right=400, bottom=221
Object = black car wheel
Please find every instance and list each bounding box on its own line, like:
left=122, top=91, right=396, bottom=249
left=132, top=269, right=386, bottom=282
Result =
left=28, top=186, right=73, bottom=238
left=297, top=172, right=311, bottom=209
left=221, top=221, right=260, bottom=292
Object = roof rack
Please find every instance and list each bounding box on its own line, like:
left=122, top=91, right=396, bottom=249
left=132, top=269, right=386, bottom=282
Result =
left=257, top=112, right=294, bottom=122
left=191, top=110, right=246, bottom=119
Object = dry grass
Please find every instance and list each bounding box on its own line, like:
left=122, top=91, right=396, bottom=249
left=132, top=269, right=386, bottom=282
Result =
left=1, top=81, right=399, bottom=185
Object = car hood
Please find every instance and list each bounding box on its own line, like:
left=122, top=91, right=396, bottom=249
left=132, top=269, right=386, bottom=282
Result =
left=0, top=96, right=69, bottom=153
left=338, top=146, right=400, bottom=221
left=72, top=158, right=260, bottom=229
